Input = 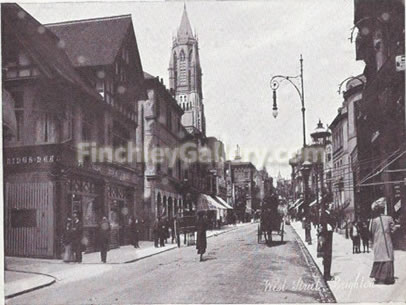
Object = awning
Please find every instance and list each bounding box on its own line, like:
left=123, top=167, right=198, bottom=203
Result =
left=207, top=195, right=227, bottom=210
left=196, top=194, right=217, bottom=211
left=215, top=196, right=233, bottom=209
left=395, top=200, right=401, bottom=212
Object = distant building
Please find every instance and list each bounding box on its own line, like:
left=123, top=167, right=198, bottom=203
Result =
left=168, top=5, right=206, bottom=136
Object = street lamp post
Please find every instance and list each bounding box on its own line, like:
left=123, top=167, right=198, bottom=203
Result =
left=271, top=55, right=310, bottom=241
left=270, top=54, right=306, bottom=147
left=301, top=161, right=312, bottom=244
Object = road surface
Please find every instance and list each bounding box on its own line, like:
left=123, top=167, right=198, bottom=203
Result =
left=7, top=223, right=335, bottom=304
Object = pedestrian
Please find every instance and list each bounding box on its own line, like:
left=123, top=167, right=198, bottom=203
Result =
left=174, top=215, right=181, bottom=248
left=196, top=211, right=207, bottom=262
left=321, top=208, right=335, bottom=281
left=153, top=217, right=159, bottom=248
left=164, top=218, right=170, bottom=243
left=159, top=217, right=166, bottom=247
left=360, top=220, right=370, bottom=253
left=62, top=217, right=74, bottom=262
left=71, top=211, right=84, bottom=263
left=304, top=216, right=312, bottom=245
left=369, top=201, right=398, bottom=285
left=98, top=216, right=111, bottom=263
left=350, top=221, right=361, bottom=254
left=129, top=216, right=140, bottom=248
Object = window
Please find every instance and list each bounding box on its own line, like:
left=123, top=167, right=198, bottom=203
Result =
left=11, top=209, right=37, bottom=228
left=82, top=112, right=92, bottom=142
left=112, top=120, right=130, bottom=149
left=180, top=50, right=185, bottom=61
left=5, top=51, right=39, bottom=79
left=36, top=112, right=58, bottom=143
left=10, top=91, right=24, bottom=142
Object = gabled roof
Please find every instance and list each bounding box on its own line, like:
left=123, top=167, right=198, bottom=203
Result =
left=46, top=14, right=132, bottom=67
left=143, top=71, right=155, bottom=79
left=177, top=5, right=194, bottom=39
left=1, top=4, right=101, bottom=101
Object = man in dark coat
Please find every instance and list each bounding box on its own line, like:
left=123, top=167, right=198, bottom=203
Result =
left=158, top=217, right=166, bottom=247
left=174, top=216, right=181, bottom=248
left=153, top=217, right=159, bottom=248
left=321, top=209, right=335, bottom=281
left=196, top=211, right=207, bottom=262
left=98, top=217, right=111, bottom=263
left=71, top=211, right=84, bottom=263
left=129, top=216, right=140, bottom=248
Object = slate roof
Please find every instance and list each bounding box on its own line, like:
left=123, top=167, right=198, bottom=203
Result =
left=46, top=15, right=132, bottom=67
left=1, top=4, right=101, bottom=101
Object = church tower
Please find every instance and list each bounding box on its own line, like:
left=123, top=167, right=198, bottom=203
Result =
left=169, top=5, right=206, bottom=136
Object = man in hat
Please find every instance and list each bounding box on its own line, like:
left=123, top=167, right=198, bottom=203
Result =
left=321, top=206, right=335, bottom=281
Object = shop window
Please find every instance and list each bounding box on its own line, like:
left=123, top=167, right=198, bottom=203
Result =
left=11, top=209, right=37, bottom=228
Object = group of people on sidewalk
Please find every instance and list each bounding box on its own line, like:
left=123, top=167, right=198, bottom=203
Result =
left=297, top=198, right=399, bottom=285
left=62, top=213, right=140, bottom=264
left=349, top=220, right=370, bottom=253
left=151, top=211, right=208, bottom=261
left=152, top=216, right=181, bottom=248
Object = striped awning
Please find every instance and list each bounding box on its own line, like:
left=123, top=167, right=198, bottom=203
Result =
left=215, top=196, right=233, bottom=209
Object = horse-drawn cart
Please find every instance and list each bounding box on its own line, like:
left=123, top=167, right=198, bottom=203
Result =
left=257, top=198, right=285, bottom=244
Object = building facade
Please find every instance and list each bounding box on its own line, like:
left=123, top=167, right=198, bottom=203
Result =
left=142, top=72, right=186, bottom=238
left=2, top=5, right=146, bottom=257
left=353, top=0, right=405, bottom=242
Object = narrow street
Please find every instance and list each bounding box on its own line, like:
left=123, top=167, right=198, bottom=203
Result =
left=7, top=224, right=335, bottom=304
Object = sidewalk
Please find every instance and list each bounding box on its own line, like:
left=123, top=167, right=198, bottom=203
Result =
left=5, top=224, right=239, bottom=298
left=291, top=221, right=406, bottom=303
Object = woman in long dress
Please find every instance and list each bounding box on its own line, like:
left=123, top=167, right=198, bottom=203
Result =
left=196, top=211, right=207, bottom=262
left=369, top=202, right=397, bottom=284
left=63, top=218, right=74, bottom=262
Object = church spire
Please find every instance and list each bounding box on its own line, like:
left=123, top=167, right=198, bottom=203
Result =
left=177, top=4, right=194, bottom=39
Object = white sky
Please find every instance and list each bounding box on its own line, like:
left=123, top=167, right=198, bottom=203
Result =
left=20, top=0, right=365, bottom=179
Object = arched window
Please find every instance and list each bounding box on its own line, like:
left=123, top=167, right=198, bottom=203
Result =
left=163, top=195, right=167, bottom=216
left=180, top=50, right=185, bottom=61
left=188, top=49, right=193, bottom=63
